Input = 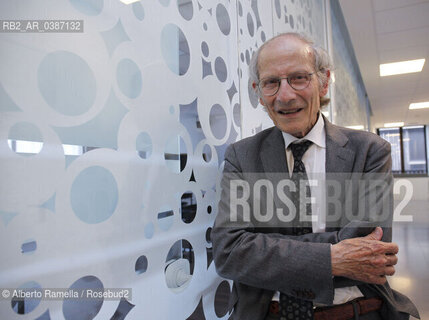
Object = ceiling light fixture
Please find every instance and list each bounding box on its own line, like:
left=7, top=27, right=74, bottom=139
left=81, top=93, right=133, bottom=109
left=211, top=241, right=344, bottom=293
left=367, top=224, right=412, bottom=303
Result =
left=346, top=125, right=364, bottom=130
left=379, top=59, right=425, bottom=77
left=384, top=122, right=404, bottom=128
left=404, top=125, right=424, bottom=130
left=409, top=101, right=429, bottom=110
left=119, top=0, right=140, bottom=4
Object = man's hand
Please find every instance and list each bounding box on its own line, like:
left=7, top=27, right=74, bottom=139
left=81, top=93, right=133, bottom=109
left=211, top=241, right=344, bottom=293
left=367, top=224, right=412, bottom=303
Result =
left=331, top=227, right=398, bottom=285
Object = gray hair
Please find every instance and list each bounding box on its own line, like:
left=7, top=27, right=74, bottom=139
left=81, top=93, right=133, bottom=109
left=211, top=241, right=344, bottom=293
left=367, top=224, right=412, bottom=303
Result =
left=249, top=32, right=333, bottom=107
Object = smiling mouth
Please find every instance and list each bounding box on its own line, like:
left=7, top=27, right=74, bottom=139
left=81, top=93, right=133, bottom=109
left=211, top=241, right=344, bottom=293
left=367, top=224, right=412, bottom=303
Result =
left=277, top=108, right=303, bottom=115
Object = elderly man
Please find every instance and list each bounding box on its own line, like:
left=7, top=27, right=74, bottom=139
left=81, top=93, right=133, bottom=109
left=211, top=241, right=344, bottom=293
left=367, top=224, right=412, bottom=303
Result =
left=212, top=33, right=419, bottom=320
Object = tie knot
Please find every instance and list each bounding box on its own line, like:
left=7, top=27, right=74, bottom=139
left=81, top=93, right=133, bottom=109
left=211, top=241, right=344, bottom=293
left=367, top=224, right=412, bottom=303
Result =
left=290, top=140, right=313, bottom=161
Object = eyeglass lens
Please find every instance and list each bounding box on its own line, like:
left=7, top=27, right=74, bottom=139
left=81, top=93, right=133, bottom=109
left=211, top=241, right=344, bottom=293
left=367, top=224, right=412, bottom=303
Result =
left=259, top=72, right=312, bottom=95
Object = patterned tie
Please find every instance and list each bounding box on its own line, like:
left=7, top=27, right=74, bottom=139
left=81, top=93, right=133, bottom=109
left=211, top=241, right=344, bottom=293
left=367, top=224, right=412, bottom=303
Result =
left=290, top=140, right=313, bottom=235
left=279, top=140, right=314, bottom=320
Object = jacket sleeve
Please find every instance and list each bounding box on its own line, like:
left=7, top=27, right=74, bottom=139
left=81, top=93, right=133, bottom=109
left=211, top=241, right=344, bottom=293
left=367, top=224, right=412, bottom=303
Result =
left=362, top=137, right=393, bottom=242
left=333, top=135, right=394, bottom=288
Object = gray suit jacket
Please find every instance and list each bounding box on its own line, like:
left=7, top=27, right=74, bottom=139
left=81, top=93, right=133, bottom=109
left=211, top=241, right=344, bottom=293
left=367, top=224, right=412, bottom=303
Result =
left=212, top=119, right=419, bottom=320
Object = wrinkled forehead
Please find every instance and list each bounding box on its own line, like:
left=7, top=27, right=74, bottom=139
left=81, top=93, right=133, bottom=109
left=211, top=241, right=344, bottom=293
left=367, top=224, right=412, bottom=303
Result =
left=259, top=36, right=313, bottom=68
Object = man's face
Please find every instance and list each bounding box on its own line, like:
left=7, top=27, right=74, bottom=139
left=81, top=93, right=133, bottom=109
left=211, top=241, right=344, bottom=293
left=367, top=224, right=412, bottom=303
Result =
left=255, top=36, right=329, bottom=138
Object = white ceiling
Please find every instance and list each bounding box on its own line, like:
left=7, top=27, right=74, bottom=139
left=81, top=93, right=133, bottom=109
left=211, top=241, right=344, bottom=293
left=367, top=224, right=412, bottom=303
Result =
left=338, top=0, right=429, bottom=130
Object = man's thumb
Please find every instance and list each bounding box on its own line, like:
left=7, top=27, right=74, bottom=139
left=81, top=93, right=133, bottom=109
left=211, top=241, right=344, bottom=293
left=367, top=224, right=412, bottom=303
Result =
left=364, top=227, right=383, bottom=240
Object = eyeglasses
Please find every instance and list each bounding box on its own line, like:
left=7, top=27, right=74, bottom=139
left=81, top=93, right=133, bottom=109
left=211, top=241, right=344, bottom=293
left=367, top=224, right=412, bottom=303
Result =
left=257, top=72, right=314, bottom=96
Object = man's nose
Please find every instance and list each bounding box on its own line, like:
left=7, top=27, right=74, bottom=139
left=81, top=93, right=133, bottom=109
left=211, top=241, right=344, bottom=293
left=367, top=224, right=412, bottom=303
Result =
left=276, top=79, right=297, bottom=100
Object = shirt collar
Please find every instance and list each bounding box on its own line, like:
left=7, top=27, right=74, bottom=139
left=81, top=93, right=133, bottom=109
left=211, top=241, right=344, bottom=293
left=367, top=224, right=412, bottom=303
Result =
left=281, top=112, right=326, bottom=149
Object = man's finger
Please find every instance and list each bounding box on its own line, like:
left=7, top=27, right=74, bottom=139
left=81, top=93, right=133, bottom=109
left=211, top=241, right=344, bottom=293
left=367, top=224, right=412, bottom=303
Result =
left=383, top=242, right=399, bottom=255
left=385, top=254, right=398, bottom=266
left=385, top=266, right=396, bottom=276
left=363, top=226, right=383, bottom=241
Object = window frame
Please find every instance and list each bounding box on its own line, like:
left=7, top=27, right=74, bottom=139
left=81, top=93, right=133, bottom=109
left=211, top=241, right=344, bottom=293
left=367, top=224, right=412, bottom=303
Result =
left=377, top=125, right=428, bottom=177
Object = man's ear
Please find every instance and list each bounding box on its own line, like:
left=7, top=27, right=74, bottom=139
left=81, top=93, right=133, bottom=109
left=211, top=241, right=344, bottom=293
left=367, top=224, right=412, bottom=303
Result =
left=259, top=96, right=266, bottom=106
left=320, top=69, right=330, bottom=97
left=252, top=82, right=266, bottom=106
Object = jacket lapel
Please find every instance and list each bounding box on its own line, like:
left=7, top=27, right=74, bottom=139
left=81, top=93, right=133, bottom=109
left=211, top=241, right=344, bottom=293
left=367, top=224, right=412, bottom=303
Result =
left=259, top=128, right=292, bottom=231
left=324, top=119, right=355, bottom=174
left=260, top=127, right=289, bottom=174
left=324, top=118, right=356, bottom=230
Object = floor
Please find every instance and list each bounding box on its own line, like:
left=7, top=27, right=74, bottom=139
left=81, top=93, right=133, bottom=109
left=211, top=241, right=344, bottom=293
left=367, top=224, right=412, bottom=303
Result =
left=390, top=199, right=429, bottom=320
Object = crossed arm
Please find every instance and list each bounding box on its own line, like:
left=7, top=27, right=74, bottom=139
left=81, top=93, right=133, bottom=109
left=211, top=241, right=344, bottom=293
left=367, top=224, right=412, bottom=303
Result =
left=331, top=226, right=398, bottom=285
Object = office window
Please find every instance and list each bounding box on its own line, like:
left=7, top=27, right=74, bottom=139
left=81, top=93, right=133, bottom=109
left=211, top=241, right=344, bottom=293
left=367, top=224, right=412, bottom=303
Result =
left=378, top=128, right=402, bottom=173
left=378, top=126, right=428, bottom=175
left=403, top=126, right=427, bottom=174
